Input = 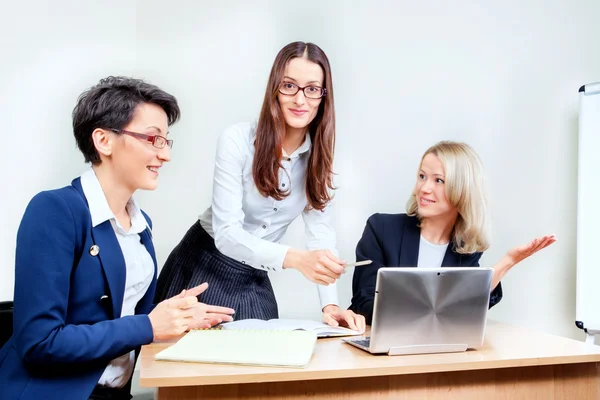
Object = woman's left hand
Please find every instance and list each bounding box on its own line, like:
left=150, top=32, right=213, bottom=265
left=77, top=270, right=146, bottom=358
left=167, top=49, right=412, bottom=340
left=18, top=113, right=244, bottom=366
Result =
left=491, top=234, right=557, bottom=290
left=505, top=234, right=557, bottom=266
left=322, top=305, right=366, bottom=333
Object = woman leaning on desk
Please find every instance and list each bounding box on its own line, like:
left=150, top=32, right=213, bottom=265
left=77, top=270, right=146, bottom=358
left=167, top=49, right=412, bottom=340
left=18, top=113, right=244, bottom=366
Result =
left=349, top=141, right=556, bottom=324
left=155, top=41, right=365, bottom=332
left=0, top=77, right=234, bottom=400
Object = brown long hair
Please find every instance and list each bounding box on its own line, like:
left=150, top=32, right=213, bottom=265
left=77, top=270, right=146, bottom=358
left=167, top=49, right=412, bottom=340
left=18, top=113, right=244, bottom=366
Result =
left=252, top=41, right=336, bottom=211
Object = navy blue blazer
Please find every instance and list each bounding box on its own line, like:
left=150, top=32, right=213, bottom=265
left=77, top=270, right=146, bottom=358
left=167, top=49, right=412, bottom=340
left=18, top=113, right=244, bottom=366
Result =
left=349, top=213, right=503, bottom=325
left=0, top=178, right=157, bottom=400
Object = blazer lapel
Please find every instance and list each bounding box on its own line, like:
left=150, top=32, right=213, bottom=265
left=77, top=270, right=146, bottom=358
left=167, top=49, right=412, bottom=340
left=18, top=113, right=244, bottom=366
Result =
left=73, top=177, right=127, bottom=318
left=441, top=242, right=462, bottom=267
left=139, top=228, right=157, bottom=278
left=92, top=222, right=126, bottom=319
left=399, top=216, right=420, bottom=267
left=135, top=228, right=157, bottom=315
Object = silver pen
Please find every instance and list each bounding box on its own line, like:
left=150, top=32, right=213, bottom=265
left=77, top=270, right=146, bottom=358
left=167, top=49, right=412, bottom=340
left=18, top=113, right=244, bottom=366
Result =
left=344, top=260, right=373, bottom=267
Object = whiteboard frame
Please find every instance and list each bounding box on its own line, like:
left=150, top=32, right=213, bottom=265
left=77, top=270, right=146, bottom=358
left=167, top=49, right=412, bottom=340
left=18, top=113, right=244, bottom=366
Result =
left=576, top=81, right=600, bottom=340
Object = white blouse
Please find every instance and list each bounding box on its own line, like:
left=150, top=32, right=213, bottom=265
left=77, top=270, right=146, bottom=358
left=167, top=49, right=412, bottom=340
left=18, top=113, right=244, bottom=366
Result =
left=199, top=122, right=339, bottom=309
left=81, top=168, right=153, bottom=388
left=417, top=236, right=449, bottom=268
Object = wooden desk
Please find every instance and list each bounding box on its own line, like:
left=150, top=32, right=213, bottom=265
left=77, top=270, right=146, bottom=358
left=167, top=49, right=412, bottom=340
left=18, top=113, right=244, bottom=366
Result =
left=140, top=320, right=600, bottom=399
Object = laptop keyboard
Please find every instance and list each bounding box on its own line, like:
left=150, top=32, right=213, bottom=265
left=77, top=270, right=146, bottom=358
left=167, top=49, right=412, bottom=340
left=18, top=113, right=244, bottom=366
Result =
left=352, top=337, right=371, bottom=348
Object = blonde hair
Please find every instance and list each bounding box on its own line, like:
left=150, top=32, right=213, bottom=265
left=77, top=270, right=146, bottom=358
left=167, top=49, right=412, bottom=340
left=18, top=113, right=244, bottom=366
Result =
left=406, top=141, right=490, bottom=254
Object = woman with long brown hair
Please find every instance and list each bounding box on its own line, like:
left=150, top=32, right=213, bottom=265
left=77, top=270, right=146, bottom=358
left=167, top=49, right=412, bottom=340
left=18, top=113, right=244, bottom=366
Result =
left=155, top=42, right=365, bottom=331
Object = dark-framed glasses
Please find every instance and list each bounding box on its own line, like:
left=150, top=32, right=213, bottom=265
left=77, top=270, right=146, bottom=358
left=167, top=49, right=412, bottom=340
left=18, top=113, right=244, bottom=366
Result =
left=278, top=82, right=326, bottom=99
left=111, top=129, right=173, bottom=149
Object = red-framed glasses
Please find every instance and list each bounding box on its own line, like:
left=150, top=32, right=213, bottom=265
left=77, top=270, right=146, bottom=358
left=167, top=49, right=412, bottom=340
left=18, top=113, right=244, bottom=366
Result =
left=111, top=129, right=173, bottom=149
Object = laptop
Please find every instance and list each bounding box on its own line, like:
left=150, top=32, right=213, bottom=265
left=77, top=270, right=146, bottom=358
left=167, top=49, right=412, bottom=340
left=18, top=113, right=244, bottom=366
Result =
left=343, top=267, right=492, bottom=355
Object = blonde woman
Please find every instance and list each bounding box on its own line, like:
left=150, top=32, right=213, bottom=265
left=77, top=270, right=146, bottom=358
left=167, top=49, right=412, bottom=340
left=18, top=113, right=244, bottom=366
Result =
left=349, top=141, right=556, bottom=324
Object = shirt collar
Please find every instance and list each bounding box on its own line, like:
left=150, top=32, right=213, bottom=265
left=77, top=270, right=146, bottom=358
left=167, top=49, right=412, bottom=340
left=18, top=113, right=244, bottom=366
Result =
left=80, top=168, right=147, bottom=234
left=283, top=133, right=312, bottom=158
left=250, top=124, right=312, bottom=159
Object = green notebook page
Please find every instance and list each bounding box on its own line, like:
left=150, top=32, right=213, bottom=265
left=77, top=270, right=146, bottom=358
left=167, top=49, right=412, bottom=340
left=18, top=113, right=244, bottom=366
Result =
left=155, top=329, right=317, bottom=368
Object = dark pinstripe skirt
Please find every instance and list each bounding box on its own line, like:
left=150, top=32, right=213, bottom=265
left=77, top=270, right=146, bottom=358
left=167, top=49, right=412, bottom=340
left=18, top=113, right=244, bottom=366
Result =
left=154, top=221, right=278, bottom=320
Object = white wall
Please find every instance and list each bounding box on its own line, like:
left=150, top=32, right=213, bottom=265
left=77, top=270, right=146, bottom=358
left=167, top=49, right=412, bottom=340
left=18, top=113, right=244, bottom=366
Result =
left=2, top=0, right=599, bottom=341
left=0, top=1, right=137, bottom=302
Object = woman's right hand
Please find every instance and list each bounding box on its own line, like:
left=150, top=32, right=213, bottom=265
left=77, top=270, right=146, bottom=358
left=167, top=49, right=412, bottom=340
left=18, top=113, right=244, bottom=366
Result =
left=148, top=284, right=236, bottom=340
left=148, top=292, right=198, bottom=340
left=283, top=248, right=345, bottom=285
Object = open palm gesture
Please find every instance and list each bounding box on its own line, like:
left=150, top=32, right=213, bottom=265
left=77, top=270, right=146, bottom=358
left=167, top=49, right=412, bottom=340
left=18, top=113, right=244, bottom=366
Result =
left=505, top=234, right=556, bottom=266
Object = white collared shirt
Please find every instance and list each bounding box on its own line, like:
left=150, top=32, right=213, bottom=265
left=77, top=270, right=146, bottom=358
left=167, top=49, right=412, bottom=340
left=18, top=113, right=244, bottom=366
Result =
left=198, top=122, right=339, bottom=309
left=80, top=168, right=154, bottom=388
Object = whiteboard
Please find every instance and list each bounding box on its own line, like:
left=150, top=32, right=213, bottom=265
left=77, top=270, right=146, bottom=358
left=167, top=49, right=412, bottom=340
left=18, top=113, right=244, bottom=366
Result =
left=576, top=81, right=600, bottom=334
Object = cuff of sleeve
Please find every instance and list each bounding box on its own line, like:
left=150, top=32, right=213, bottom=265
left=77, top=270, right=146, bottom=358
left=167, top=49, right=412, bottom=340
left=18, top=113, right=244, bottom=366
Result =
left=136, top=314, right=155, bottom=345
left=317, top=282, right=339, bottom=310
left=254, top=242, right=290, bottom=272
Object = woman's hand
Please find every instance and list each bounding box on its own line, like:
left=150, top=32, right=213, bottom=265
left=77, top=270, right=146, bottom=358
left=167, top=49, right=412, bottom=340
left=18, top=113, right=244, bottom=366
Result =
left=179, top=283, right=236, bottom=330
left=148, top=292, right=197, bottom=340
left=504, top=234, right=556, bottom=266
left=148, top=283, right=235, bottom=339
left=491, top=234, right=557, bottom=289
left=322, top=305, right=366, bottom=333
left=283, top=249, right=345, bottom=285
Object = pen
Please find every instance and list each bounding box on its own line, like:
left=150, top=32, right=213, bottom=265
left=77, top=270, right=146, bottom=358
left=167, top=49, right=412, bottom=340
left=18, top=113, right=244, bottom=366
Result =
left=344, top=260, right=373, bottom=267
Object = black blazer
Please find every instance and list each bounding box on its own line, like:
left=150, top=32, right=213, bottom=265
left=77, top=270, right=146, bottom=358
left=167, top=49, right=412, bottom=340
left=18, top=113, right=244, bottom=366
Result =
left=349, top=213, right=503, bottom=325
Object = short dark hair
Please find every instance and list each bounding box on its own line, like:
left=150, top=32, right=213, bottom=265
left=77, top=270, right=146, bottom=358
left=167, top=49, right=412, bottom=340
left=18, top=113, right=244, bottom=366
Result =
left=72, top=76, right=181, bottom=164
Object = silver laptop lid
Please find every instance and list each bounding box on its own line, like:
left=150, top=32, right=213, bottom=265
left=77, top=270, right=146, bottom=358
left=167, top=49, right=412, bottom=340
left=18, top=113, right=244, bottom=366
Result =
left=369, top=267, right=492, bottom=354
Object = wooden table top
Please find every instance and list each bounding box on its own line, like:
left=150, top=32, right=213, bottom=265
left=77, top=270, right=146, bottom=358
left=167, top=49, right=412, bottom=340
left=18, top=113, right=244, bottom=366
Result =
left=140, top=320, right=600, bottom=388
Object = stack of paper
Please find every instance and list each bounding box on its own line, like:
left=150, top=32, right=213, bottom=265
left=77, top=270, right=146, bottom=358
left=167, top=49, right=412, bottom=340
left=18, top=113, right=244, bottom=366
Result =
left=155, top=329, right=317, bottom=368
left=221, top=318, right=364, bottom=338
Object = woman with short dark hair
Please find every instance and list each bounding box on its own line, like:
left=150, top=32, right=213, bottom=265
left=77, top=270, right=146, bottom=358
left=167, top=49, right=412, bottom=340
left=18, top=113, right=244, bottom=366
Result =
left=0, top=76, right=234, bottom=400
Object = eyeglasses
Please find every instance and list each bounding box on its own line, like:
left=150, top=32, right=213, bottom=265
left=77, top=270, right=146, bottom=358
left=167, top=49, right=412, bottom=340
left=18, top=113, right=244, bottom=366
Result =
left=111, top=129, right=173, bottom=149
left=278, top=82, right=326, bottom=99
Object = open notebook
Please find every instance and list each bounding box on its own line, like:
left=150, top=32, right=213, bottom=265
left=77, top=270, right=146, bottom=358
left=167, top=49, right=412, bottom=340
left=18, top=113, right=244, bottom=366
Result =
left=221, top=318, right=364, bottom=338
left=155, top=329, right=317, bottom=368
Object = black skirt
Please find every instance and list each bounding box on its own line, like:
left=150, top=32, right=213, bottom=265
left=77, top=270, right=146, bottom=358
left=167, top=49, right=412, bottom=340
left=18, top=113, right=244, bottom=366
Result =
left=154, top=221, right=278, bottom=320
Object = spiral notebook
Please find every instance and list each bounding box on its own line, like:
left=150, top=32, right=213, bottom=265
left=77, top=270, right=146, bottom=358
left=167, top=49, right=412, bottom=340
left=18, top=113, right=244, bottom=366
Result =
left=154, top=329, right=317, bottom=368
